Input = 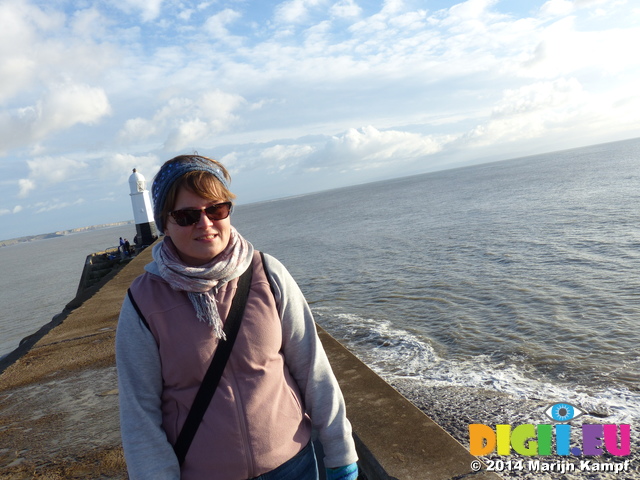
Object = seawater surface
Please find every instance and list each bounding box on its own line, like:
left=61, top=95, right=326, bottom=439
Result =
left=0, top=225, right=135, bottom=356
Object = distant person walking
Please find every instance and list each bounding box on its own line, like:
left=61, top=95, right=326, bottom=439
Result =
left=116, top=155, right=358, bottom=480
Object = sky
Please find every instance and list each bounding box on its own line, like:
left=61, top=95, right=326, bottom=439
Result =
left=1, top=0, right=639, bottom=240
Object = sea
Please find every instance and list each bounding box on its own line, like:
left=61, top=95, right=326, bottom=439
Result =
left=1, top=138, right=639, bottom=468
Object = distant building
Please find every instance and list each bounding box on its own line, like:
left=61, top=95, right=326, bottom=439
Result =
left=128, top=168, right=158, bottom=247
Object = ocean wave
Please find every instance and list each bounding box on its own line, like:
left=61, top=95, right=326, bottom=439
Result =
left=315, top=307, right=640, bottom=425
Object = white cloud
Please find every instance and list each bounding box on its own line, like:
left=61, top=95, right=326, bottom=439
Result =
left=166, top=119, right=210, bottom=151
left=28, top=156, right=89, bottom=183
left=492, top=78, right=585, bottom=118
left=522, top=16, right=640, bottom=79
left=199, top=90, right=247, bottom=130
left=118, top=117, right=158, bottom=143
left=540, top=0, right=575, bottom=17
left=445, top=0, right=499, bottom=21
left=178, top=8, right=194, bottom=21
left=275, top=0, right=326, bottom=24
left=18, top=179, right=36, bottom=197
left=219, top=151, right=240, bottom=171
left=116, top=0, right=164, bottom=22
left=32, top=83, right=112, bottom=138
left=275, top=0, right=308, bottom=24
left=0, top=1, right=117, bottom=110
left=318, top=126, right=445, bottom=170
left=223, top=125, right=450, bottom=176
left=388, top=10, right=428, bottom=29
left=261, top=144, right=316, bottom=171
left=117, top=89, right=246, bottom=152
left=34, top=197, right=85, bottom=214
left=18, top=156, right=89, bottom=198
left=0, top=83, right=111, bottom=155
left=71, top=8, right=108, bottom=38
left=0, top=55, right=36, bottom=104
left=0, top=204, right=23, bottom=216
left=462, top=78, right=590, bottom=147
left=380, top=0, right=405, bottom=16
left=0, top=1, right=54, bottom=104
left=330, top=0, right=362, bottom=19
left=204, top=8, right=242, bottom=39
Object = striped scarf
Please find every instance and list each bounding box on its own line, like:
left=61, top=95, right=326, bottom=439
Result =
left=152, top=226, right=254, bottom=339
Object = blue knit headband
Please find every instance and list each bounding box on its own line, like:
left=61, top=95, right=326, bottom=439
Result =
left=152, top=156, right=231, bottom=233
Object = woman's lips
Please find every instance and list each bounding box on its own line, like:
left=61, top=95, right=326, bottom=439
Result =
left=195, top=233, right=218, bottom=241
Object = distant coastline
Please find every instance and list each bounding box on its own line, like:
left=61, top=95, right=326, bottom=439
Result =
left=0, top=221, right=134, bottom=248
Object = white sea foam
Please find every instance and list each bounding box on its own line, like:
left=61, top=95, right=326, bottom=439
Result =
left=315, top=308, right=640, bottom=426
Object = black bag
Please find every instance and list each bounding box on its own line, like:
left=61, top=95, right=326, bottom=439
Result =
left=173, top=262, right=253, bottom=465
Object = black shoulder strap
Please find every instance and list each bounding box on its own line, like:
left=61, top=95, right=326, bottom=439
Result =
left=259, top=250, right=276, bottom=298
left=127, top=288, right=151, bottom=331
left=173, top=261, right=254, bottom=466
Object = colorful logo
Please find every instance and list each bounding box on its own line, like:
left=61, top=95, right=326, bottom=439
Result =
left=469, top=402, right=631, bottom=457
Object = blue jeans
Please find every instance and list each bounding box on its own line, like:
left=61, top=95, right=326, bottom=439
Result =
left=251, top=442, right=319, bottom=480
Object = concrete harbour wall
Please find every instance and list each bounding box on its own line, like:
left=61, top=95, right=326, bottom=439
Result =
left=0, top=246, right=498, bottom=479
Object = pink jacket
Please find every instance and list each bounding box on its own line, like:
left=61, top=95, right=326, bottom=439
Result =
left=128, top=252, right=312, bottom=479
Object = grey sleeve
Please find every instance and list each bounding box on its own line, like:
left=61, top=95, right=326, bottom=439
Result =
left=115, top=296, right=181, bottom=480
left=261, top=254, right=358, bottom=468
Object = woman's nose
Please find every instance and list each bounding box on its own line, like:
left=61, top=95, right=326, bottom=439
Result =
left=196, top=209, right=214, bottom=227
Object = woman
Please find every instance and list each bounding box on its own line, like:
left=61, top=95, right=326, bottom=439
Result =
left=116, top=155, right=358, bottom=480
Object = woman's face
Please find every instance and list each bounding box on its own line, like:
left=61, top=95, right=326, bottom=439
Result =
left=164, top=187, right=231, bottom=266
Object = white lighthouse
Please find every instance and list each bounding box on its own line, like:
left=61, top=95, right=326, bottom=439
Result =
left=128, top=168, right=158, bottom=247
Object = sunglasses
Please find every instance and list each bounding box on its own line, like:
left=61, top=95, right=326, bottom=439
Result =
left=169, top=202, right=233, bottom=227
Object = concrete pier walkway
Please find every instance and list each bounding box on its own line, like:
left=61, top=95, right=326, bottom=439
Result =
left=0, top=246, right=499, bottom=479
